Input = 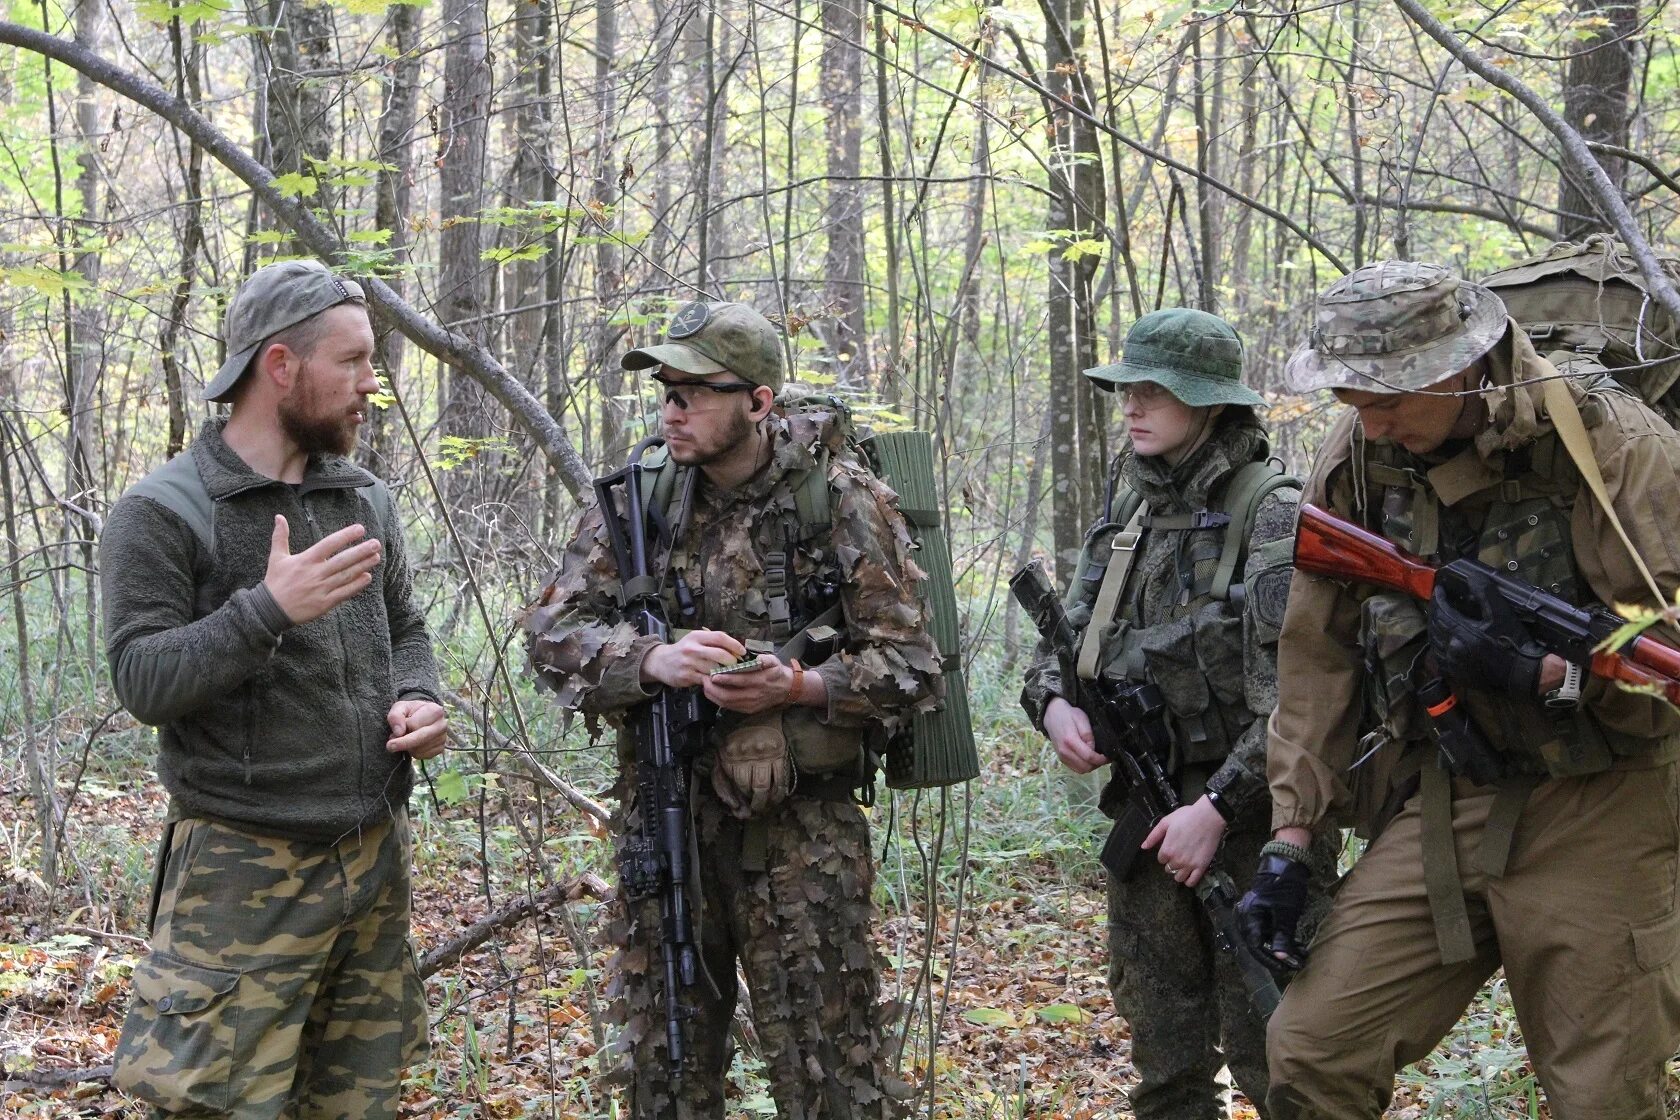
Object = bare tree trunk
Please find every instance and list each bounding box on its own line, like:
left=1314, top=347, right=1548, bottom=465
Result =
left=1559, top=0, right=1638, bottom=238
left=592, top=0, right=626, bottom=467
left=366, top=1, right=422, bottom=479
left=158, top=12, right=203, bottom=459
left=821, top=0, right=867, bottom=387
left=69, top=0, right=102, bottom=658
left=508, top=0, right=555, bottom=516
left=438, top=0, right=494, bottom=517
left=260, top=0, right=337, bottom=240
left=1044, top=0, right=1106, bottom=568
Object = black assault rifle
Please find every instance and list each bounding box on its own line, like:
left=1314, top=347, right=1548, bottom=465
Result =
left=594, top=437, right=706, bottom=1071
left=1010, top=560, right=1284, bottom=1020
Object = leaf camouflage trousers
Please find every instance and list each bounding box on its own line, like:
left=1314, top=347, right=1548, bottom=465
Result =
left=112, top=810, right=428, bottom=1119
left=606, top=777, right=911, bottom=1119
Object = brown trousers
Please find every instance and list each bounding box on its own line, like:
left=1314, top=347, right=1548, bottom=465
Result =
left=1268, top=763, right=1680, bottom=1120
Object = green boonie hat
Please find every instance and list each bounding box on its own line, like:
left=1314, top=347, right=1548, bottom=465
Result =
left=1083, top=307, right=1263, bottom=407
left=1285, top=260, right=1507, bottom=394
left=203, top=259, right=367, bottom=402
left=622, top=301, right=785, bottom=392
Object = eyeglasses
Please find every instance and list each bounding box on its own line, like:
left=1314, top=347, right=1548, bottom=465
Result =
left=652, top=373, right=757, bottom=411
left=1119, top=381, right=1175, bottom=409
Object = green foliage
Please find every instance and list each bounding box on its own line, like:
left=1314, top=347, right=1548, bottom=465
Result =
left=134, top=0, right=233, bottom=24
left=434, top=434, right=517, bottom=470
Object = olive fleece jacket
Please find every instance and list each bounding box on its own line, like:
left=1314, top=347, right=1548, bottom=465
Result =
left=101, top=419, right=441, bottom=842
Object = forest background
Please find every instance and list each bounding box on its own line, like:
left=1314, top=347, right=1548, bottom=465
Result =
left=2, top=0, right=1679, bottom=1114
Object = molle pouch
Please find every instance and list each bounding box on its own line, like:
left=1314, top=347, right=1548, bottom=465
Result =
left=1099, top=788, right=1158, bottom=882
left=782, top=705, right=866, bottom=775
left=1359, top=592, right=1431, bottom=744
left=1135, top=611, right=1228, bottom=766
left=111, top=953, right=241, bottom=1114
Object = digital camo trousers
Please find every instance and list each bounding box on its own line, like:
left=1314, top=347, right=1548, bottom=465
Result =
left=607, top=785, right=910, bottom=1120
left=112, top=811, right=428, bottom=1120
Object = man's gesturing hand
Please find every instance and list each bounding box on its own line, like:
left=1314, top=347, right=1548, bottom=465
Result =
left=387, top=699, right=448, bottom=760
left=263, top=515, right=382, bottom=626
left=641, top=629, right=744, bottom=688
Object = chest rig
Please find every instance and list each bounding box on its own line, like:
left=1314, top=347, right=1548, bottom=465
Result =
left=1075, top=458, right=1297, bottom=776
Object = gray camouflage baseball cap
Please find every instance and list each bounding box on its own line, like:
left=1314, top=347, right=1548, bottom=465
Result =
left=622, top=301, right=785, bottom=392
left=1084, top=307, right=1263, bottom=407
left=1285, top=260, right=1507, bottom=394
left=203, top=259, right=367, bottom=402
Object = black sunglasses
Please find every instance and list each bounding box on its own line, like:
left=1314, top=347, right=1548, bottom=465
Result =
left=652, top=372, right=757, bottom=410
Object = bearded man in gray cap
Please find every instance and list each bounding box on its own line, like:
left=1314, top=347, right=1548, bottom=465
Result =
left=101, top=259, right=444, bottom=1119
left=523, top=300, right=941, bottom=1118
left=1237, top=260, right=1680, bottom=1119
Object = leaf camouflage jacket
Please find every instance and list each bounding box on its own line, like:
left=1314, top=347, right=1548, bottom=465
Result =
left=523, top=405, right=944, bottom=766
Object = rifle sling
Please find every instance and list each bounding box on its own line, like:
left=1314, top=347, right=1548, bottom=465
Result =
left=1420, top=764, right=1476, bottom=966
left=1077, top=502, right=1148, bottom=681
left=1540, top=376, right=1673, bottom=627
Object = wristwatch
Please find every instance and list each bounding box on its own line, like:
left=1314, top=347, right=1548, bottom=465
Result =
left=1544, top=660, right=1584, bottom=709
left=1203, top=784, right=1237, bottom=823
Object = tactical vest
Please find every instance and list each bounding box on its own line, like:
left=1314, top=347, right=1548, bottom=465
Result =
left=1075, top=457, right=1298, bottom=776
left=1351, top=408, right=1657, bottom=803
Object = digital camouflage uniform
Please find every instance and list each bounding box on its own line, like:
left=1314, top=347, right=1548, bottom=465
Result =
left=524, top=403, right=942, bottom=1120
left=1021, top=309, right=1335, bottom=1120
left=100, top=263, right=439, bottom=1120
left=1264, top=261, right=1680, bottom=1120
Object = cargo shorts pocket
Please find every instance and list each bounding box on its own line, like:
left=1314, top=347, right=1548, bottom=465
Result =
left=1625, top=907, right=1680, bottom=1082
left=112, top=952, right=240, bottom=1113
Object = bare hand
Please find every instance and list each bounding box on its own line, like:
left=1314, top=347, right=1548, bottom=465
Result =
left=1143, top=796, right=1228, bottom=888
left=386, top=699, right=448, bottom=760
left=262, top=515, right=381, bottom=626
left=641, top=629, right=744, bottom=688
left=703, top=654, right=818, bottom=714
left=1044, top=697, right=1105, bottom=773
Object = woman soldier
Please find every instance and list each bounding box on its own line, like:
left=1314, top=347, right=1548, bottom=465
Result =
left=1021, top=308, right=1335, bottom=1120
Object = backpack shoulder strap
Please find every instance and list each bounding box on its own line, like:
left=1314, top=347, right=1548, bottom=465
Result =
left=1075, top=490, right=1148, bottom=681
left=127, top=451, right=215, bottom=551
left=1211, top=459, right=1301, bottom=602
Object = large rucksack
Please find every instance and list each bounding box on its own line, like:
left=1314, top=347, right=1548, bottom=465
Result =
left=1481, top=235, right=1680, bottom=426
left=639, top=389, right=979, bottom=792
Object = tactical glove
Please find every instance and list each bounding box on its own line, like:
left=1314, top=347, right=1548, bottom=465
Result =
left=712, top=715, right=793, bottom=819
left=1238, top=854, right=1312, bottom=975
left=1428, top=567, right=1547, bottom=697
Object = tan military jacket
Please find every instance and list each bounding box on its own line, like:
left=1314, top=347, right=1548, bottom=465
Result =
left=523, top=409, right=943, bottom=752
left=1269, top=323, right=1680, bottom=833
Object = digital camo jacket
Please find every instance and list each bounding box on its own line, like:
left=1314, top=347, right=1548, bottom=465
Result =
left=1020, top=415, right=1293, bottom=824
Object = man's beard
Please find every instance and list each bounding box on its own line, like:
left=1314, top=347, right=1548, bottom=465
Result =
left=279, top=370, right=357, bottom=457
left=665, top=406, right=754, bottom=466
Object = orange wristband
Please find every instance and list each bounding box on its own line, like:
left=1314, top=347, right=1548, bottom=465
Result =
left=786, top=659, right=804, bottom=707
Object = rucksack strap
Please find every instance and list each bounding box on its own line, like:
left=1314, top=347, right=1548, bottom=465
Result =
left=1211, top=460, right=1301, bottom=602
left=1076, top=499, right=1147, bottom=682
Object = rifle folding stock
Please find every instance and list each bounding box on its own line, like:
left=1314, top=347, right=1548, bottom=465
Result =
left=1009, top=559, right=1284, bottom=1019
left=1294, top=504, right=1680, bottom=708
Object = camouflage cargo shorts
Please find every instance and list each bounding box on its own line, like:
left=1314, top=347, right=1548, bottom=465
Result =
left=112, top=810, right=428, bottom=1120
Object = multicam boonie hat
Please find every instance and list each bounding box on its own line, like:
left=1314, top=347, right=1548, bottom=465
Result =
left=203, top=259, right=367, bottom=402
left=1285, top=260, right=1508, bottom=394
left=621, top=301, right=785, bottom=392
left=1084, top=307, right=1263, bottom=407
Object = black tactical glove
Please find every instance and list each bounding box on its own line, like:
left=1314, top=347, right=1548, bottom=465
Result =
left=1238, top=853, right=1312, bottom=975
left=1428, top=567, right=1546, bottom=697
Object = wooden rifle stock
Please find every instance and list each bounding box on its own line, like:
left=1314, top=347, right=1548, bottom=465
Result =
left=1295, top=503, right=1680, bottom=710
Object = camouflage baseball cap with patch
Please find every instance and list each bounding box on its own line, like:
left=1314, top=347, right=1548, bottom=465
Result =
left=1083, top=307, right=1263, bottom=407
left=621, top=301, right=785, bottom=392
left=1285, top=260, right=1508, bottom=394
left=202, top=259, right=367, bottom=402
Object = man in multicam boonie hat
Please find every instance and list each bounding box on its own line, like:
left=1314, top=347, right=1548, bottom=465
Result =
left=1023, top=308, right=1337, bottom=1120
left=100, top=258, right=445, bottom=1118
left=1237, top=260, right=1680, bottom=1119
left=522, top=300, right=941, bottom=1117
